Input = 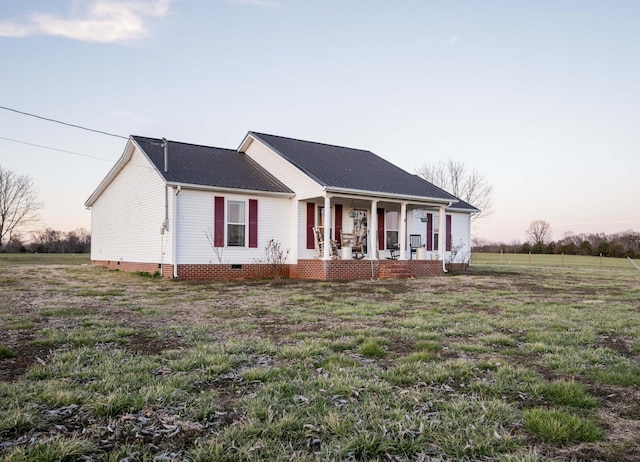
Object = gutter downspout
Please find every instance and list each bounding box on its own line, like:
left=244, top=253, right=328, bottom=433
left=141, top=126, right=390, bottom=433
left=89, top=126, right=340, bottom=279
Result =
left=441, top=201, right=453, bottom=273
left=172, top=186, right=181, bottom=278
left=162, top=138, right=170, bottom=231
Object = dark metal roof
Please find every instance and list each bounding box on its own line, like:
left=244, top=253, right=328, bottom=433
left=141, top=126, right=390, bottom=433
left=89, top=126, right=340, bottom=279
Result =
left=412, top=175, right=480, bottom=212
left=132, top=136, right=293, bottom=194
left=248, top=132, right=466, bottom=204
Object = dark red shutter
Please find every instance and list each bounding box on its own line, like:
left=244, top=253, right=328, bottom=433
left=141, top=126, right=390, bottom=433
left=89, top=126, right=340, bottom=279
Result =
left=426, top=213, right=433, bottom=251
left=446, top=214, right=452, bottom=251
left=214, top=196, right=225, bottom=247
left=334, top=204, right=342, bottom=248
left=249, top=199, right=258, bottom=248
left=306, top=202, right=315, bottom=249
left=377, top=208, right=385, bottom=250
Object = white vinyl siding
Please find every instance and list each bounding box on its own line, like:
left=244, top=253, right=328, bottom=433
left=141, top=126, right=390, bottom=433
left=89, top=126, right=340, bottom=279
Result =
left=408, top=209, right=471, bottom=262
left=175, top=189, right=292, bottom=264
left=449, top=212, right=471, bottom=263
left=90, top=148, right=171, bottom=264
left=244, top=138, right=324, bottom=199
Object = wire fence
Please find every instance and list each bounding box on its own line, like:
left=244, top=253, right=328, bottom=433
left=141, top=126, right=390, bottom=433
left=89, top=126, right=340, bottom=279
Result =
left=471, top=252, right=639, bottom=271
left=0, top=253, right=91, bottom=266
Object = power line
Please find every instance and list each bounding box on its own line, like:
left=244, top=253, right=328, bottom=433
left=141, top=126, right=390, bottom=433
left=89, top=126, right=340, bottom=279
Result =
left=0, top=105, right=129, bottom=140
left=0, top=135, right=114, bottom=162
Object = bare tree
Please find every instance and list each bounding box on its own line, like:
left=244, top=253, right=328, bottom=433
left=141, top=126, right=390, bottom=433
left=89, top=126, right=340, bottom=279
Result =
left=526, top=220, right=552, bottom=246
left=0, top=166, right=41, bottom=248
left=415, top=160, right=494, bottom=224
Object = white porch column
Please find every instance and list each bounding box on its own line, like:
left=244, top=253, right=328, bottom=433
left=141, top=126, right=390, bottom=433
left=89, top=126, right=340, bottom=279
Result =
left=399, top=202, right=407, bottom=260
left=291, top=199, right=300, bottom=263
left=369, top=200, right=378, bottom=260
left=438, top=205, right=446, bottom=260
left=323, top=195, right=332, bottom=260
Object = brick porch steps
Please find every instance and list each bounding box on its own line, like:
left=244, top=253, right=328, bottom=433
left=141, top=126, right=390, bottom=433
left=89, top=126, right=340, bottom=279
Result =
left=379, top=261, right=412, bottom=279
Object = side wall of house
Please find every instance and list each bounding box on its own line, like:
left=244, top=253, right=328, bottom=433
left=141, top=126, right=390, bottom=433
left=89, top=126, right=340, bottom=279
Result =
left=175, top=189, right=292, bottom=265
left=408, top=210, right=471, bottom=262
left=448, top=212, right=472, bottom=263
left=90, top=148, right=172, bottom=265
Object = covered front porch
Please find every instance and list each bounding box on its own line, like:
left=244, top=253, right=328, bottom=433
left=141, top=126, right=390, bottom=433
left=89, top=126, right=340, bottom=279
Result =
left=303, top=192, right=452, bottom=266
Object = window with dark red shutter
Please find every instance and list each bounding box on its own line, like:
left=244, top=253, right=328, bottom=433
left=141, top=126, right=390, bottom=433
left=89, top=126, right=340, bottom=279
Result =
left=426, top=213, right=433, bottom=251
left=249, top=199, right=258, bottom=248
left=377, top=208, right=385, bottom=250
left=306, top=203, right=315, bottom=249
left=214, top=196, right=225, bottom=247
left=334, top=204, right=342, bottom=248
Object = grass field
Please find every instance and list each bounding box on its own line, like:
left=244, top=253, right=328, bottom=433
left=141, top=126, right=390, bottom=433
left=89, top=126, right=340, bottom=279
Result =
left=472, top=252, right=640, bottom=270
left=0, top=253, right=91, bottom=266
left=1, top=264, right=640, bottom=461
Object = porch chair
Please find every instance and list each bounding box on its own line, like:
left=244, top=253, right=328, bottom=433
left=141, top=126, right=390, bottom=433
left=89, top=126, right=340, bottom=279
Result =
left=387, top=243, right=400, bottom=260
left=409, top=234, right=422, bottom=260
left=313, top=227, right=339, bottom=259
left=340, top=231, right=365, bottom=260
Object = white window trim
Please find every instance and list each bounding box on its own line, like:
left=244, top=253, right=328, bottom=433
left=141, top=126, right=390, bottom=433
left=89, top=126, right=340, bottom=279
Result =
left=226, top=199, right=247, bottom=247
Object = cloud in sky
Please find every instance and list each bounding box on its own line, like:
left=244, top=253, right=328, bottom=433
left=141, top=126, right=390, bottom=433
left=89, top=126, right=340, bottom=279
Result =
left=227, top=0, right=281, bottom=8
left=0, top=0, right=170, bottom=43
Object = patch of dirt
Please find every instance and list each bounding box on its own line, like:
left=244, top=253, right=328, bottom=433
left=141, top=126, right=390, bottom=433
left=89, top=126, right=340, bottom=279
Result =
left=126, top=333, right=186, bottom=355
left=3, top=336, right=63, bottom=382
left=385, top=335, right=416, bottom=356
left=597, top=335, right=633, bottom=356
left=0, top=329, right=49, bottom=382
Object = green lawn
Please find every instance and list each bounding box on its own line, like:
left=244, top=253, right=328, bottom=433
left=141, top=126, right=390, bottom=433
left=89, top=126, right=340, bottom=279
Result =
left=472, top=251, right=639, bottom=270
left=1, top=264, right=639, bottom=461
left=0, top=253, right=90, bottom=266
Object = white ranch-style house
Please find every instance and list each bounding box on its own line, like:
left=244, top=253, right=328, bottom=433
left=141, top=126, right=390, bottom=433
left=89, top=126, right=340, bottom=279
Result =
left=85, top=132, right=478, bottom=280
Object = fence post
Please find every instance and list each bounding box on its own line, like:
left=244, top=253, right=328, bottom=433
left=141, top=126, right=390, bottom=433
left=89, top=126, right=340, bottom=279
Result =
left=529, top=252, right=531, bottom=266
left=600, top=253, right=603, bottom=269
left=562, top=253, right=564, bottom=267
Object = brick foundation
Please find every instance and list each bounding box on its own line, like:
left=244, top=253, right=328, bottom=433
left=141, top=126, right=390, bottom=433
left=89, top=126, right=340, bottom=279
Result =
left=92, top=260, right=174, bottom=278
left=291, top=259, right=446, bottom=280
left=93, top=259, right=467, bottom=281
left=177, top=263, right=290, bottom=280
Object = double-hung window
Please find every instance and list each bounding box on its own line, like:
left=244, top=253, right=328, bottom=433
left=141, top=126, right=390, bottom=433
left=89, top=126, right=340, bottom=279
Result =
left=227, top=200, right=246, bottom=247
left=385, top=211, right=399, bottom=249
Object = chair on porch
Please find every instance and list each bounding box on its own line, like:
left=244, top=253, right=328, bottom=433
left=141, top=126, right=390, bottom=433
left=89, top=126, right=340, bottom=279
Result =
left=409, top=234, right=422, bottom=260
left=387, top=243, right=400, bottom=260
left=340, top=231, right=365, bottom=260
left=313, top=227, right=339, bottom=259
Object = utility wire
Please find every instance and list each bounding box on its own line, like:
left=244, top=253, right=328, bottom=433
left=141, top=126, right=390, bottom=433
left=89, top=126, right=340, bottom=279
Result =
left=0, top=105, right=129, bottom=140
left=0, top=136, right=114, bottom=162
left=0, top=135, right=155, bottom=174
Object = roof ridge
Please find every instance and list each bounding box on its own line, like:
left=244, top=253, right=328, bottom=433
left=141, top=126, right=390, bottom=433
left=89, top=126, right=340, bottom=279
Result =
left=131, top=135, right=236, bottom=152
left=249, top=131, right=372, bottom=153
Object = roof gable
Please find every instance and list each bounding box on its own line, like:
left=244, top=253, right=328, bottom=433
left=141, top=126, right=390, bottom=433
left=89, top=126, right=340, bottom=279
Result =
left=247, top=132, right=461, bottom=203
left=132, top=136, right=293, bottom=194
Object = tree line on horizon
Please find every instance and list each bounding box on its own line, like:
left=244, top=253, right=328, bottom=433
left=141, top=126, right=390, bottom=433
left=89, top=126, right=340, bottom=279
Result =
left=1, top=228, right=91, bottom=254
left=473, top=229, right=640, bottom=259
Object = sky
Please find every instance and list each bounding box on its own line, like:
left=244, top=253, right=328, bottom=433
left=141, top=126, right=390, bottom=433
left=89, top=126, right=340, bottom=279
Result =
left=1, top=0, right=639, bottom=244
